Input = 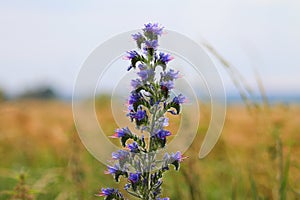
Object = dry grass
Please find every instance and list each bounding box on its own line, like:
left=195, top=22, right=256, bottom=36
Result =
left=0, top=99, right=300, bottom=199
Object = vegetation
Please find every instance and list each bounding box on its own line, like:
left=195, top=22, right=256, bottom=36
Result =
left=0, top=99, right=299, bottom=199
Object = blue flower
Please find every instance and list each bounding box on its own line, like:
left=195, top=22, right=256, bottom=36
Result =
left=132, top=32, right=143, bottom=41
left=112, top=127, right=131, bottom=138
left=143, top=23, right=164, bottom=37
left=126, top=50, right=139, bottom=60
left=138, top=63, right=147, bottom=70
left=105, top=165, right=118, bottom=174
left=135, top=109, right=147, bottom=121
left=157, top=129, right=171, bottom=139
left=112, top=150, right=129, bottom=160
left=132, top=32, right=145, bottom=49
left=127, top=104, right=134, bottom=112
left=161, top=69, right=179, bottom=80
left=98, top=187, right=116, bottom=197
left=127, top=142, right=139, bottom=153
left=160, top=80, right=174, bottom=90
left=128, top=92, right=141, bottom=105
left=159, top=52, right=173, bottom=64
left=171, top=151, right=186, bottom=162
left=128, top=173, right=140, bottom=183
left=173, top=94, right=186, bottom=104
left=157, top=198, right=170, bottom=200
left=145, top=40, right=159, bottom=50
left=137, top=69, right=155, bottom=81
left=131, top=79, right=142, bottom=88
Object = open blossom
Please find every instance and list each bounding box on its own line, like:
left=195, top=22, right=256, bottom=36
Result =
left=157, top=129, right=171, bottom=140
left=145, top=40, right=159, bottom=50
left=161, top=69, right=179, bottom=81
left=138, top=63, right=147, bottom=70
left=134, top=107, right=147, bottom=121
left=112, top=150, right=129, bottom=160
left=111, top=127, right=131, bottom=138
left=128, top=92, right=141, bottom=105
left=171, top=151, right=186, bottom=162
left=131, top=78, right=142, bottom=88
left=128, top=173, right=140, bottom=183
left=97, top=188, right=115, bottom=196
left=125, top=50, right=139, bottom=60
left=105, top=165, right=118, bottom=175
left=143, top=23, right=164, bottom=37
left=127, top=142, right=139, bottom=153
left=159, top=52, right=174, bottom=64
left=137, top=69, right=155, bottom=81
left=173, top=94, right=186, bottom=104
left=132, top=32, right=143, bottom=41
left=160, top=80, right=174, bottom=90
left=132, top=32, right=145, bottom=48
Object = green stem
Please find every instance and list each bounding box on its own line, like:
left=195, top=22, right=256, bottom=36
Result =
left=149, top=104, right=159, bottom=151
left=127, top=190, right=143, bottom=199
left=144, top=103, right=159, bottom=200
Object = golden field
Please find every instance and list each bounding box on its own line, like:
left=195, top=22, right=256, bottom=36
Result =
left=0, top=98, right=299, bottom=200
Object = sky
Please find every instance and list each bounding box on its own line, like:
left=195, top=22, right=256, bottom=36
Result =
left=0, top=0, right=299, bottom=98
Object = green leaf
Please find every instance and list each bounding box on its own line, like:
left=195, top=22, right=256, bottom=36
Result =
left=114, top=171, right=128, bottom=182
left=171, top=160, right=180, bottom=171
left=135, top=114, right=148, bottom=127
left=121, top=135, right=131, bottom=147
left=130, top=55, right=146, bottom=69
left=133, top=99, right=149, bottom=112
left=166, top=102, right=181, bottom=115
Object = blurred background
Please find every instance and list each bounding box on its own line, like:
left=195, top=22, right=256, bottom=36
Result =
left=0, top=0, right=300, bottom=199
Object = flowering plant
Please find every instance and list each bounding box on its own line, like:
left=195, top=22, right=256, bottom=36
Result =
left=98, top=23, right=186, bottom=200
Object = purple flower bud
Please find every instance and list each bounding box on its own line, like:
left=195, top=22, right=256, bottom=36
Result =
left=128, top=92, right=141, bottom=105
left=173, top=94, right=186, bottom=104
left=112, top=127, right=131, bottom=138
left=125, top=50, right=139, bottom=60
left=145, top=40, right=159, bottom=50
left=159, top=52, right=174, bottom=64
left=137, top=69, right=155, bottom=81
left=157, top=129, right=171, bottom=139
left=171, top=151, right=186, bottom=162
left=132, top=32, right=143, bottom=41
left=160, top=80, right=174, bottom=90
left=127, top=104, right=134, bottom=112
left=105, top=165, right=118, bottom=174
left=98, top=188, right=116, bottom=197
left=131, top=79, right=142, bottom=88
left=127, top=142, right=139, bottom=153
left=128, top=173, right=140, bottom=183
left=112, top=150, right=129, bottom=160
left=143, top=23, right=164, bottom=36
left=161, top=69, right=179, bottom=80
left=138, top=63, right=147, bottom=70
left=135, top=109, right=147, bottom=121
